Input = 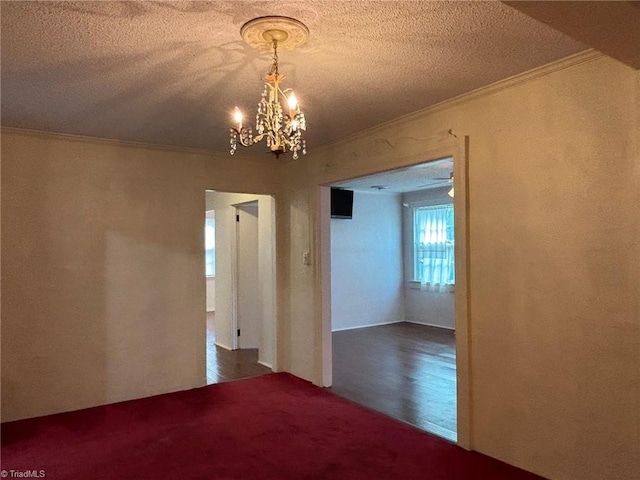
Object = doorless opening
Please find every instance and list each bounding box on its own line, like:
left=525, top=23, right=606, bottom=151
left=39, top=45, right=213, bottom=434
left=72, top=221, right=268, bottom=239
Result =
left=317, top=137, right=471, bottom=449
left=204, top=190, right=277, bottom=385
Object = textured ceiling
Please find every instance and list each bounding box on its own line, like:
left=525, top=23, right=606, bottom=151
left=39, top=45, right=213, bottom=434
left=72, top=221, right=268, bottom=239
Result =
left=1, top=1, right=588, bottom=155
left=332, top=158, right=453, bottom=194
left=505, top=1, right=640, bottom=69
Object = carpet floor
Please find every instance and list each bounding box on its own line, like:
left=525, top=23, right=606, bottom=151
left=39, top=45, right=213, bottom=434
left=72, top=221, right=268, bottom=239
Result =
left=1, top=373, right=544, bottom=479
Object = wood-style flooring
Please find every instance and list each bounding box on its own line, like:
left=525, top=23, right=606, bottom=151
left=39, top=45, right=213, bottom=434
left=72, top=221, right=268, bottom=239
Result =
left=205, top=315, right=456, bottom=441
left=328, top=322, right=457, bottom=442
left=206, top=312, right=271, bottom=385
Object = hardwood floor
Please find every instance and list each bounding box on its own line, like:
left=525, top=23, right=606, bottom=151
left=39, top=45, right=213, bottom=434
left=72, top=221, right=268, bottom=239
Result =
left=206, top=312, right=271, bottom=385
left=328, top=322, right=457, bottom=442
left=205, top=315, right=456, bottom=440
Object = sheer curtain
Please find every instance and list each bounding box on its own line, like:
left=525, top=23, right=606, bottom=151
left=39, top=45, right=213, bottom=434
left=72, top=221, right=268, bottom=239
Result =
left=414, top=204, right=454, bottom=290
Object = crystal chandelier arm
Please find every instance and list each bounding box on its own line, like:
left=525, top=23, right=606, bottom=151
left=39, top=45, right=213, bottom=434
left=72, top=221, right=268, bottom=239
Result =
left=230, top=126, right=254, bottom=147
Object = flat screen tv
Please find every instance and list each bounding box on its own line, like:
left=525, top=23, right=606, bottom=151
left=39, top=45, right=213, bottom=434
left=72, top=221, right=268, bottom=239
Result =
left=331, top=188, right=354, bottom=219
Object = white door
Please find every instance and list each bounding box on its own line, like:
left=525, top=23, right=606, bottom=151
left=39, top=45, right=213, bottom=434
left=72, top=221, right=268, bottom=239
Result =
left=235, top=203, right=260, bottom=349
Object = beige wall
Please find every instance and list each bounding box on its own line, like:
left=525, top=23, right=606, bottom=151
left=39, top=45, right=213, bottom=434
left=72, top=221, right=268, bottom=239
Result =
left=0, top=129, right=280, bottom=421
left=279, top=53, right=639, bottom=480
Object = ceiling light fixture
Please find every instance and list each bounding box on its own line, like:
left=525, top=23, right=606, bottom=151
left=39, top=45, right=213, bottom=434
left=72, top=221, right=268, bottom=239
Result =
left=230, top=16, right=309, bottom=159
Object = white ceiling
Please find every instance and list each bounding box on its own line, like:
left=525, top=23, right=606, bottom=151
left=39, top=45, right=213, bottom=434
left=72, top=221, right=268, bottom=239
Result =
left=0, top=1, right=592, bottom=156
left=332, top=158, right=453, bottom=194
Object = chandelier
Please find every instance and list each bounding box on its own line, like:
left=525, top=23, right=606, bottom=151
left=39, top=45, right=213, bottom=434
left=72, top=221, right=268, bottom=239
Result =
left=230, top=16, right=309, bottom=160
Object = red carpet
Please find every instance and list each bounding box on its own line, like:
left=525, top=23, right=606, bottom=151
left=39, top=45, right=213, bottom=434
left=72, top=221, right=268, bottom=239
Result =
left=2, top=373, right=544, bottom=479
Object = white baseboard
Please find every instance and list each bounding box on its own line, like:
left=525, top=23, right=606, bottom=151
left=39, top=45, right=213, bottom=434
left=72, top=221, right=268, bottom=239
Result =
left=332, top=319, right=404, bottom=332
left=214, top=341, right=232, bottom=351
left=405, top=320, right=455, bottom=331
left=258, top=360, right=273, bottom=369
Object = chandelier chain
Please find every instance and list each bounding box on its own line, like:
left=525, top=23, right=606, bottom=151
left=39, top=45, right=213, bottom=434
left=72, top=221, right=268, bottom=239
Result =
left=269, top=39, right=279, bottom=77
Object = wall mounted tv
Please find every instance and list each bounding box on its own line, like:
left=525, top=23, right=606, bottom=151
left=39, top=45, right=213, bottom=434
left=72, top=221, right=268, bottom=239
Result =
left=331, top=188, right=354, bottom=219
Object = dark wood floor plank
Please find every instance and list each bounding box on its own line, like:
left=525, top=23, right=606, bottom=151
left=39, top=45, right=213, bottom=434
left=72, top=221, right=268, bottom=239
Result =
left=206, top=312, right=271, bottom=384
left=328, top=322, right=457, bottom=442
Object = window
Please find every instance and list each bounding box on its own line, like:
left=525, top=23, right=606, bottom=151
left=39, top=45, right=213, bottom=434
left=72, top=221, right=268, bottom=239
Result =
left=205, top=216, right=215, bottom=277
left=414, top=204, right=454, bottom=285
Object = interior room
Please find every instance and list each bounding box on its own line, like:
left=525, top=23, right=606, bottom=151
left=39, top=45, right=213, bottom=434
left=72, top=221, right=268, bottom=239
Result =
left=328, top=160, right=458, bottom=442
left=1, top=2, right=638, bottom=480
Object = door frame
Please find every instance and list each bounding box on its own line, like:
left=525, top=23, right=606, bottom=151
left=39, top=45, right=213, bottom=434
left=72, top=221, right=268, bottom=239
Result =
left=315, top=136, right=472, bottom=449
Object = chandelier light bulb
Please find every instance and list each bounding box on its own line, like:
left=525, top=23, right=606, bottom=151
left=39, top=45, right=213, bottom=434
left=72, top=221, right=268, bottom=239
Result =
left=288, top=92, right=298, bottom=112
left=233, top=107, right=243, bottom=130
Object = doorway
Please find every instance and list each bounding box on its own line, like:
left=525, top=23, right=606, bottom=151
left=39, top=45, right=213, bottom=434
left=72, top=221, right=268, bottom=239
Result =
left=317, top=138, right=471, bottom=448
left=327, top=159, right=457, bottom=442
left=204, top=191, right=277, bottom=385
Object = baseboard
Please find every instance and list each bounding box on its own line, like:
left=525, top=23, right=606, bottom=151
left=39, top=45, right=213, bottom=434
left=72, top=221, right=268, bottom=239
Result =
left=214, top=341, right=232, bottom=351
left=405, top=320, right=455, bottom=331
left=258, top=360, right=273, bottom=369
left=332, top=320, right=404, bottom=332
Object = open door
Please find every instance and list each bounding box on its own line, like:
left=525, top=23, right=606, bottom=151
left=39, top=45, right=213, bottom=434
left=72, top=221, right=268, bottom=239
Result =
left=234, top=202, right=261, bottom=349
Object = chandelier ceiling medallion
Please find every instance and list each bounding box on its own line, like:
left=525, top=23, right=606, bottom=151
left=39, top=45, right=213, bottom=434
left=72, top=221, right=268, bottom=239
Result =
left=230, top=16, right=309, bottom=159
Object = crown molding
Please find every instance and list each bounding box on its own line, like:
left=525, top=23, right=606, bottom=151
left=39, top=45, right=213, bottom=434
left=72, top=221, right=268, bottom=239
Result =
left=2, top=50, right=605, bottom=162
left=314, top=49, right=604, bottom=154
left=0, top=126, right=262, bottom=162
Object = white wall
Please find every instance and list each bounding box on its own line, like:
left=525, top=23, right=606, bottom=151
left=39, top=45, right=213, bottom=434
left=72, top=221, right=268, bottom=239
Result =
left=331, top=191, right=403, bottom=331
left=402, top=187, right=455, bottom=329
left=206, top=278, right=215, bottom=312
left=205, top=207, right=216, bottom=312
